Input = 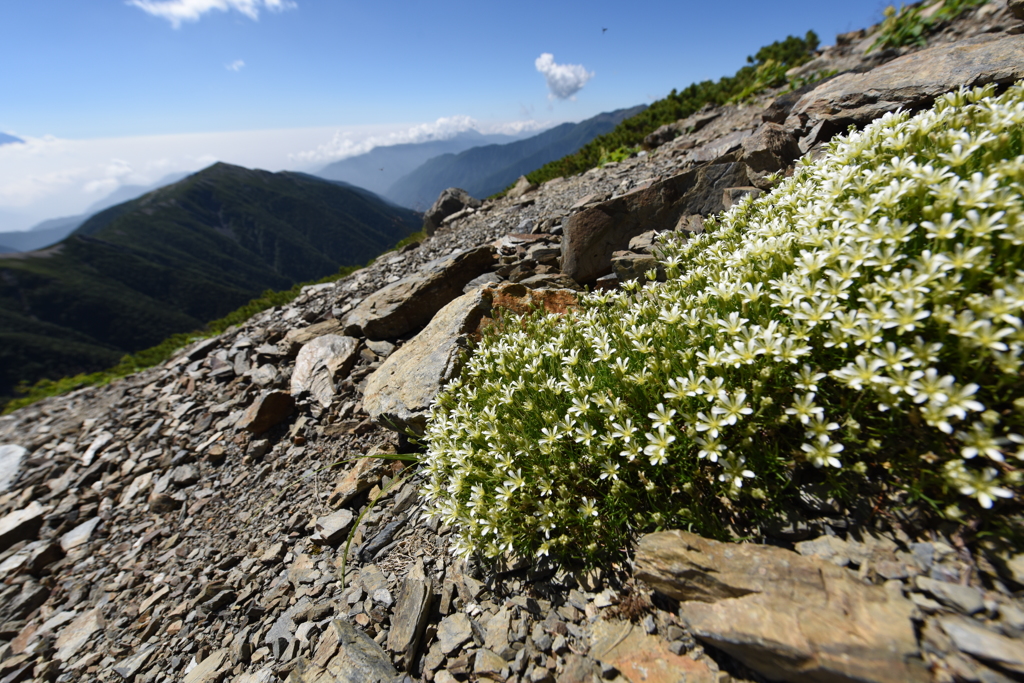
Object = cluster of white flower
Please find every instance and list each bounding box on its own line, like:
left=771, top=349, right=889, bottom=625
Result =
left=422, top=82, right=1024, bottom=564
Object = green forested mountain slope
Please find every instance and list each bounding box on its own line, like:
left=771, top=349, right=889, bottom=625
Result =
left=0, top=162, right=420, bottom=397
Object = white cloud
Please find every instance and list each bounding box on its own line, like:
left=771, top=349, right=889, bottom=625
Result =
left=226, top=59, right=245, bottom=71
left=535, top=53, right=594, bottom=100
left=128, top=0, right=296, bottom=28
left=291, top=116, right=553, bottom=165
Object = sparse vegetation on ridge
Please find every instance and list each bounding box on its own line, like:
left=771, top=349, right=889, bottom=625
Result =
left=868, top=0, right=988, bottom=53
left=523, top=32, right=820, bottom=187
left=423, top=83, right=1024, bottom=567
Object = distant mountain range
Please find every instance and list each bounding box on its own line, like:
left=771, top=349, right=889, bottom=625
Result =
left=0, top=133, right=22, bottom=146
left=0, top=163, right=420, bottom=398
left=0, top=172, right=190, bottom=254
left=316, top=130, right=530, bottom=197
left=383, top=106, right=647, bottom=209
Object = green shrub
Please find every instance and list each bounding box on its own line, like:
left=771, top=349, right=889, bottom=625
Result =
left=598, top=146, right=639, bottom=166
left=423, top=82, right=1024, bottom=566
left=868, top=0, right=987, bottom=53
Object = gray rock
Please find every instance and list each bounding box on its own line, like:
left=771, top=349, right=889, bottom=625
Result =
left=635, top=530, right=928, bottom=683
left=54, top=607, right=103, bottom=661
left=59, top=516, right=101, bottom=552
left=463, top=272, right=502, bottom=293
left=423, top=188, right=482, bottom=236
left=312, top=509, right=355, bottom=546
left=561, top=162, right=748, bottom=284
left=0, top=444, right=27, bottom=493
left=939, top=616, right=1024, bottom=675
left=288, top=619, right=400, bottom=683
left=915, top=576, right=984, bottom=615
left=789, top=34, right=1024, bottom=129
left=113, top=644, right=157, bottom=680
left=506, top=176, right=537, bottom=199
left=237, top=391, right=295, bottom=434
left=343, top=246, right=494, bottom=340
left=0, top=502, right=44, bottom=553
left=363, top=288, right=492, bottom=435
left=171, top=463, right=201, bottom=487
left=610, top=251, right=661, bottom=283
left=437, top=612, right=473, bottom=655
left=740, top=122, right=802, bottom=173
left=183, top=648, right=231, bottom=683
left=290, top=334, right=361, bottom=407
left=387, top=559, right=433, bottom=671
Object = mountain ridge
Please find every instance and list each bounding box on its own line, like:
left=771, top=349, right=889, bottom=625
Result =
left=384, top=106, right=646, bottom=209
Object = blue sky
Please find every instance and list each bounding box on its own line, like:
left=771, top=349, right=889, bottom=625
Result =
left=1, top=0, right=888, bottom=229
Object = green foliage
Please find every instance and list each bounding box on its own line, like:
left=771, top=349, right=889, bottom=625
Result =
left=424, top=83, right=1024, bottom=567
left=868, top=0, right=987, bottom=53
left=598, top=146, right=639, bottom=166
left=2, top=262, right=365, bottom=414
left=525, top=31, right=819, bottom=186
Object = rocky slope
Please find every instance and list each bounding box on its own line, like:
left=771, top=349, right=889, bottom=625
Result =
left=0, top=3, right=1023, bottom=683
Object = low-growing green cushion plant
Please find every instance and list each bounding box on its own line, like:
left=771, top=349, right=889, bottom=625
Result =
left=423, top=82, right=1024, bottom=566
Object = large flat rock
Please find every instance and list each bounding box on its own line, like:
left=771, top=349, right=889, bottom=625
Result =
left=561, top=162, right=748, bottom=284
left=363, top=288, right=492, bottom=435
left=635, top=530, right=929, bottom=683
left=0, top=444, right=27, bottom=493
left=343, top=246, right=494, bottom=340
left=789, top=34, right=1024, bottom=127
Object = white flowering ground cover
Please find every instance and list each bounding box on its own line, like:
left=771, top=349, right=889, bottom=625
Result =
left=423, top=82, right=1024, bottom=566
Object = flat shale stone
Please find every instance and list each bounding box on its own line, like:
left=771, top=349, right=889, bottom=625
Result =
left=635, top=530, right=928, bottom=683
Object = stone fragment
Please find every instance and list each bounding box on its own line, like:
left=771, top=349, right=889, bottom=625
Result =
left=789, top=35, right=1024, bottom=128
left=364, top=288, right=492, bottom=435
left=238, top=391, right=295, bottom=434
left=291, top=335, right=361, bottom=407
left=59, top=516, right=101, bottom=552
left=590, top=620, right=716, bottom=683
left=282, top=320, right=346, bottom=355
left=915, top=576, right=984, bottom=615
left=635, top=530, right=928, bottom=683
left=54, top=608, right=103, bottom=661
left=740, top=122, right=801, bottom=173
left=387, top=559, right=433, bottom=670
left=171, top=464, right=201, bottom=487
left=437, top=613, right=473, bottom=655
left=312, top=509, right=355, bottom=546
left=183, top=648, right=231, bottom=683
left=506, top=176, right=537, bottom=199
left=343, top=246, right=494, bottom=340
left=939, top=616, right=1024, bottom=675
left=289, top=619, right=399, bottom=683
left=722, top=186, right=762, bottom=210
left=562, top=162, right=748, bottom=283
left=474, top=648, right=507, bottom=678
left=610, top=251, right=660, bottom=283
left=0, top=502, right=44, bottom=553
left=1011, top=0, right=1024, bottom=19
left=328, top=451, right=386, bottom=507
left=423, top=188, right=482, bottom=236
left=82, top=431, right=113, bottom=466
left=148, top=492, right=181, bottom=514
left=113, top=644, right=157, bottom=680
left=0, top=445, right=27, bottom=493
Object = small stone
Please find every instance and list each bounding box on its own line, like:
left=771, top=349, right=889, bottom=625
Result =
left=59, top=517, right=102, bottom=552
left=437, top=613, right=474, bottom=655
left=312, top=509, right=354, bottom=546
left=915, top=576, right=985, bottom=615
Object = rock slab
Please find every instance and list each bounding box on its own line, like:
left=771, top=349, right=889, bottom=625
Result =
left=635, top=530, right=929, bottom=683
left=364, top=288, right=492, bottom=435
left=290, top=334, right=361, bottom=407
left=561, top=162, right=748, bottom=284
left=790, top=34, right=1024, bottom=127
left=343, top=246, right=493, bottom=340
